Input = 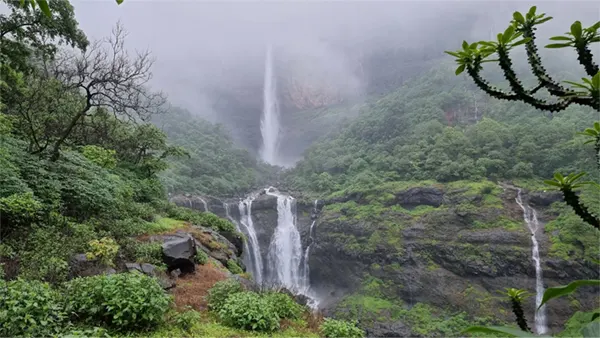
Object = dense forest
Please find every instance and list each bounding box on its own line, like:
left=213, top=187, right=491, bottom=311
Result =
left=1, top=1, right=598, bottom=337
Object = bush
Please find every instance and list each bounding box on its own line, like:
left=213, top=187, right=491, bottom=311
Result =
left=217, top=291, right=280, bottom=332
left=85, top=237, right=119, bottom=267
left=166, top=206, right=235, bottom=232
left=64, top=272, right=171, bottom=331
left=263, top=291, right=303, bottom=320
left=172, top=307, right=201, bottom=332
left=320, top=318, right=365, bottom=338
left=61, top=326, right=111, bottom=338
left=206, top=279, right=244, bottom=312
left=227, top=259, right=243, bottom=274
left=195, top=250, right=208, bottom=265
left=129, top=241, right=164, bottom=267
left=0, top=279, right=66, bottom=337
left=81, top=145, right=117, bottom=169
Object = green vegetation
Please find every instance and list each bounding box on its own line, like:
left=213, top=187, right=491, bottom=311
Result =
left=320, top=318, right=365, bottom=338
left=64, top=272, right=171, bottom=331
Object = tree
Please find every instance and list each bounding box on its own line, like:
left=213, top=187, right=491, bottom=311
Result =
left=48, top=23, right=166, bottom=160
left=17, top=0, right=124, bottom=18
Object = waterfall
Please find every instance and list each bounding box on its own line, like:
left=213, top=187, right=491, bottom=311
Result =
left=198, top=197, right=208, bottom=212
left=515, top=189, right=548, bottom=335
left=259, top=44, right=281, bottom=165
left=237, top=197, right=264, bottom=285
left=266, top=190, right=304, bottom=291
left=300, top=200, right=319, bottom=293
left=224, top=202, right=251, bottom=274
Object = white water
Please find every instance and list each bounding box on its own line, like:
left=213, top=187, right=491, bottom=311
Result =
left=300, top=200, right=319, bottom=293
left=237, top=196, right=264, bottom=285
left=266, top=190, right=304, bottom=291
left=259, top=44, right=281, bottom=165
left=198, top=197, right=208, bottom=212
left=515, top=189, right=548, bottom=335
left=224, top=202, right=251, bottom=275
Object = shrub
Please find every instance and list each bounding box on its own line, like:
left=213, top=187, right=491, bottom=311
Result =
left=166, top=206, right=235, bottom=232
left=130, top=241, right=164, bottom=267
left=0, top=279, right=66, bottom=337
left=172, top=307, right=201, bottom=332
left=227, top=259, right=243, bottom=274
left=85, top=237, right=119, bottom=267
left=217, top=291, right=280, bottom=332
left=81, top=145, right=117, bottom=169
left=320, top=318, right=365, bottom=338
left=195, top=250, right=208, bottom=265
left=64, top=272, right=171, bottom=331
left=206, top=279, right=243, bottom=312
left=263, top=291, right=303, bottom=320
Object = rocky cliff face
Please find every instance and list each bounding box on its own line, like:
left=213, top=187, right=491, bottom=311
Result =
left=169, top=183, right=599, bottom=336
left=309, top=183, right=598, bottom=336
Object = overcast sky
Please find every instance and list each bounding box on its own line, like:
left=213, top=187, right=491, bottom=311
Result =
left=69, top=0, right=599, bottom=114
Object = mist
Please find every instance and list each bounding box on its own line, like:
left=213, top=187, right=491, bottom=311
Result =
left=70, top=0, right=599, bottom=162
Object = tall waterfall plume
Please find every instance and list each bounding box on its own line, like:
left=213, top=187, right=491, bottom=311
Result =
left=236, top=196, right=264, bottom=285
left=259, top=44, right=281, bottom=165
left=515, top=189, right=548, bottom=335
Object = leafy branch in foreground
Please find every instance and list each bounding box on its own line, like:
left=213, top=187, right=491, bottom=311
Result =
left=446, top=6, right=599, bottom=112
left=544, top=172, right=600, bottom=230
left=505, top=288, right=533, bottom=333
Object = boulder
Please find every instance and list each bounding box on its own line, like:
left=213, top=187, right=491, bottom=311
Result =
left=69, top=254, right=115, bottom=278
left=232, top=274, right=260, bottom=292
left=161, top=232, right=196, bottom=274
left=125, top=262, right=176, bottom=290
left=192, top=226, right=240, bottom=267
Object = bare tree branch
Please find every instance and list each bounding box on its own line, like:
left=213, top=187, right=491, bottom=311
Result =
left=49, top=21, right=166, bottom=160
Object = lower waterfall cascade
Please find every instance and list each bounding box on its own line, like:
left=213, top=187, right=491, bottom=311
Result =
left=515, top=188, right=548, bottom=335
left=228, top=187, right=319, bottom=308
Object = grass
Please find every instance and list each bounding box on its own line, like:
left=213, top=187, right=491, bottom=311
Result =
left=145, top=216, right=187, bottom=234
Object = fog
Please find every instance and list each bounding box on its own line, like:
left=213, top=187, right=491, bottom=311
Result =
left=70, top=0, right=599, bottom=158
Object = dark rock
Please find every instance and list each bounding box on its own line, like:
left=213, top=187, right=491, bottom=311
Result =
left=170, top=268, right=182, bottom=279
left=220, top=231, right=244, bottom=257
left=394, top=187, right=444, bottom=208
left=125, top=262, right=142, bottom=273
left=252, top=193, right=278, bottom=211
left=528, top=191, right=563, bottom=207
left=161, top=232, right=196, bottom=274
left=141, top=263, right=155, bottom=275
left=69, top=253, right=110, bottom=278
left=367, top=321, right=413, bottom=338
left=232, top=275, right=260, bottom=292
left=192, top=226, right=240, bottom=267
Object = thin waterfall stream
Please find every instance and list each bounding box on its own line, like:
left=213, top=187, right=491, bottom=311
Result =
left=515, top=188, right=548, bottom=335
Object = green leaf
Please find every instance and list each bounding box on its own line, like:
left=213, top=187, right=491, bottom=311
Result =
left=592, top=72, right=600, bottom=88
left=455, top=65, right=466, bottom=75
left=503, top=25, right=515, bottom=44
left=462, top=40, right=469, bottom=50
left=571, top=21, right=583, bottom=38
left=36, top=0, right=51, bottom=17
left=445, top=51, right=461, bottom=58
left=527, top=6, right=537, bottom=19
left=511, top=38, right=530, bottom=47
left=550, top=36, right=572, bottom=41
left=513, top=12, right=525, bottom=24
left=116, top=0, right=124, bottom=4
left=582, top=320, right=600, bottom=338
left=554, top=172, right=565, bottom=182
left=595, top=122, right=600, bottom=130
left=544, top=180, right=562, bottom=187
left=545, top=43, right=573, bottom=49
left=539, top=280, right=600, bottom=309
left=462, top=326, right=538, bottom=337
left=537, top=17, right=552, bottom=25
left=564, top=80, right=592, bottom=89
